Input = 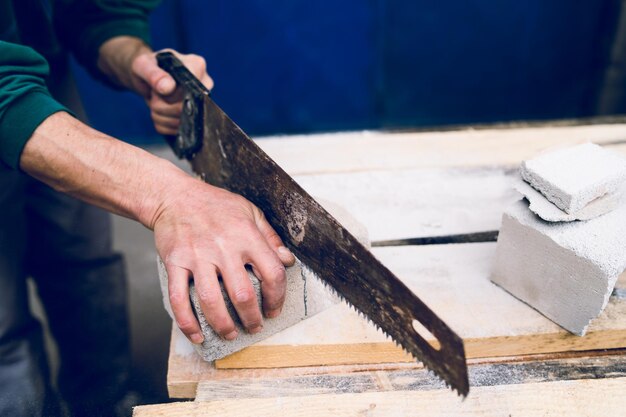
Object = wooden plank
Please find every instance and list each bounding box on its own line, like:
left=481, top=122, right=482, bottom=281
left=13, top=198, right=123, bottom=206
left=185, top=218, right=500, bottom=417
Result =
left=214, top=244, right=626, bottom=369
left=256, top=124, right=626, bottom=175
left=197, top=354, right=626, bottom=401
left=293, top=167, right=519, bottom=241
left=135, top=376, right=626, bottom=417
left=168, top=333, right=626, bottom=400
left=215, top=329, right=626, bottom=370
left=167, top=324, right=424, bottom=399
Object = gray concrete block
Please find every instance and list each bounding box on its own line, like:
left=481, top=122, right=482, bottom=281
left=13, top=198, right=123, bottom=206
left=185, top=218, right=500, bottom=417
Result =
left=158, top=199, right=369, bottom=361
left=158, top=256, right=338, bottom=361
left=491, top=199, right=626, bottom=335
left=520, top=143, right=626, bottom=214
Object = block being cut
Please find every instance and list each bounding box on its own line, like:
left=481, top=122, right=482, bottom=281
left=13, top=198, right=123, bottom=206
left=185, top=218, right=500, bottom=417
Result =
left=158, top=199, right=369, bottom=361
left=158, top=256, right=339, bottom=361
left=491, top=199, right=626, bottom=335
left=520, top=143, right=626, bottom=214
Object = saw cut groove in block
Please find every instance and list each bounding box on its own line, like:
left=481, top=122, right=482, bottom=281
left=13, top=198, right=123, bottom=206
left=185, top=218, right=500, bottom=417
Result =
left=491, top=200, right=626, bottom=335
left=520, top=143, right=626, bottom=214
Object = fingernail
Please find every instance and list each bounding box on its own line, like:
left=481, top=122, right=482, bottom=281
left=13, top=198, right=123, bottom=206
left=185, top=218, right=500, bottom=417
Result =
left=249, top=325, right=263, bottom=334
left=157, top=77, right=175, bottom=94
left=278, top=246, right=295, bottom=266
left=278, top=246, right=291, bottom=255
left=191, top=333, right=204, bottom=344
left=266, top=308, right=281, bottom=319
left=224, top=330, right=238, bottom=341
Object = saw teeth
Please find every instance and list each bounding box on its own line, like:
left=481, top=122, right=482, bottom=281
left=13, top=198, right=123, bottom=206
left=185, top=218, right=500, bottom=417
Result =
left=319, top=279, right=468, bottom=397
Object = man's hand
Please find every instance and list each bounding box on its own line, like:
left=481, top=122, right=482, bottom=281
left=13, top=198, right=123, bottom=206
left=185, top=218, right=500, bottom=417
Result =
left=130, top=50, right=213, bottom=135
left=99, top=37, right=214, bottom=135
left=51, top=36, right=297, bottom=345
left=152, top=180, right=295, bottom=343
left=21, top=112, right=295, bottom=345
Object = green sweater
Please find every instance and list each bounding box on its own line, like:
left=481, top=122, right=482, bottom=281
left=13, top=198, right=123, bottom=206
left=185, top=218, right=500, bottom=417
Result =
left=0, top=0, right=159, bottom=169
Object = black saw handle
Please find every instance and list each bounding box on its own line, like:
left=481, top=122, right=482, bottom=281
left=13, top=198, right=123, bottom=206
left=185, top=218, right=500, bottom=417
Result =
left=156, top=51, right=210, bottom=159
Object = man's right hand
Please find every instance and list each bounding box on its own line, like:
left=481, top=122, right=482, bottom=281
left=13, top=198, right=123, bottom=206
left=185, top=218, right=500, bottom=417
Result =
left=20, top=112, right=295, bottom=345
left=151, top=178, right=295, bottom=343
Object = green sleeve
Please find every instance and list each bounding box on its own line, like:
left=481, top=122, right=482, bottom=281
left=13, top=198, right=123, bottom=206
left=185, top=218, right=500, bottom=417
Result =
left=52, top=0, right=161, bottom=80
left=0, top=41, right=68, bottom=169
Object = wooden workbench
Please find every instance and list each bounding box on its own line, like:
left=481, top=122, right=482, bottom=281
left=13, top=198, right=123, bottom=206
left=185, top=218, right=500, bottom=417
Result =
left=134, top=121, right=626, bottom=416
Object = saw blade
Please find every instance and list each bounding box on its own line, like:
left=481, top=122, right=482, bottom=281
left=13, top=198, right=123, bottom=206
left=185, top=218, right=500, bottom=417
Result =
left=157, top=52, right=469, bottom=396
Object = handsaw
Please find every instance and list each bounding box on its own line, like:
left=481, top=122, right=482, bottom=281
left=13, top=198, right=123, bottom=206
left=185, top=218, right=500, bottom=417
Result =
left=157, top=52, right=469, bottom=396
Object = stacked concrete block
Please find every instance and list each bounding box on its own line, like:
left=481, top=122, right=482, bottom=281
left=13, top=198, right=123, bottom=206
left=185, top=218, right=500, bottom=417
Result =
left=520, top=143, right=626, bottom=216
left=492, top=143, right=626, bottom=335
left=159, top=200, right=369, bottom=361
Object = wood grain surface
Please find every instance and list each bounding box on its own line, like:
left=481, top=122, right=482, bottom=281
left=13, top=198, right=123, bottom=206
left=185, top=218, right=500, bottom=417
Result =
left=135, top=376, right=626, bottom=416
left=257, top=123, right=626, bottom=175
left=198, top=354, right=626, bottom=401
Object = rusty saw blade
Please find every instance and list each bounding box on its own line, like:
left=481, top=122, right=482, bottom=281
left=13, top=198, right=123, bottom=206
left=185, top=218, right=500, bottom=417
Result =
left=157, top=52, right=469, bottom=396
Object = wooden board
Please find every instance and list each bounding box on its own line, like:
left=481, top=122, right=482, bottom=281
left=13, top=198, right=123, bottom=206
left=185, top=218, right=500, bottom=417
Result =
left=257, top=123, right=626, bottom=175
left=168, top=325, right=626, bottom=399
left=197, top=353, right=626, bottom=401
left=168, top=325, right=429, bottom=399
left=293, top=167, right=519, bottom=241
left=135, top=376, right=626, bottom=416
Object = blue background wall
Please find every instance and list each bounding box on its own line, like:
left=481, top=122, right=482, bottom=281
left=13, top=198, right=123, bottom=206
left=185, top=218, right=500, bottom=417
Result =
left=72, top=0, right=622, bottom=144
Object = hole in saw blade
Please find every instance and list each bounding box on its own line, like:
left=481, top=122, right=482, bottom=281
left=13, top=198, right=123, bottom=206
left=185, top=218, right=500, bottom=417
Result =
left=412, top=319, right=441, bottom=351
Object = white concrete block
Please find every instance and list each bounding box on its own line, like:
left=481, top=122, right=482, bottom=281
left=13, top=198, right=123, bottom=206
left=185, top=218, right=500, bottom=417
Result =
left=491, top=199, right=626, bottom=335
left=520, top=143, right=626, bottom=214
left=158, top=199, right=369, bottom=361
left=514, top=178, right=624, bottom=222
left=158, top=256, right=338, bottom=361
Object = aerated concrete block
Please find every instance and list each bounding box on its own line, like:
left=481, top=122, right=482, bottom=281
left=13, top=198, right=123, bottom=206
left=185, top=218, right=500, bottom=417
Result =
left=520, top=143, right=626, bottom=214
left=491, top=199, right=626, bottom=335
left=159, top=199, right=369, bottom=361
left=158, top=256, right=339, bottom=361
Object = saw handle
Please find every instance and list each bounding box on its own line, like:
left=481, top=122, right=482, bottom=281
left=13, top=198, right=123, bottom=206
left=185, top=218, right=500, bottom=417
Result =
left=156, top=51, right=211, bottom=96
left=156, top=52, right=209, bottom=159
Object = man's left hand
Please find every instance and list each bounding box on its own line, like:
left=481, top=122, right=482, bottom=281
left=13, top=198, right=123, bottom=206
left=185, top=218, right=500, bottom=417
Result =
left=130, top=49, right=214, bottom=135
left=98, top=37, right=214, bottom=136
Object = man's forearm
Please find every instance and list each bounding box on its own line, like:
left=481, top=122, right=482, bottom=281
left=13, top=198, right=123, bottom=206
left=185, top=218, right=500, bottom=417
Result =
left=20, top=110, right=295, bottom=344
left=30, top=43, right=286, bottom=344
left=20, top=111, right=183, bottom=229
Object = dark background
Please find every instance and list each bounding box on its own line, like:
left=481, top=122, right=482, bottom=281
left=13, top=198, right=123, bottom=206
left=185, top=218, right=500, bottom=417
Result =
left=73, top=0, right=626, bottom=144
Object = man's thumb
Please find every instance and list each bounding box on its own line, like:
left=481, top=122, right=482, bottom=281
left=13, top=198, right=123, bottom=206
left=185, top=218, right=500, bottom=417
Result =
left=132, top=53, right=177, bottom=96
left=154, top=75, right=176, bottom=95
